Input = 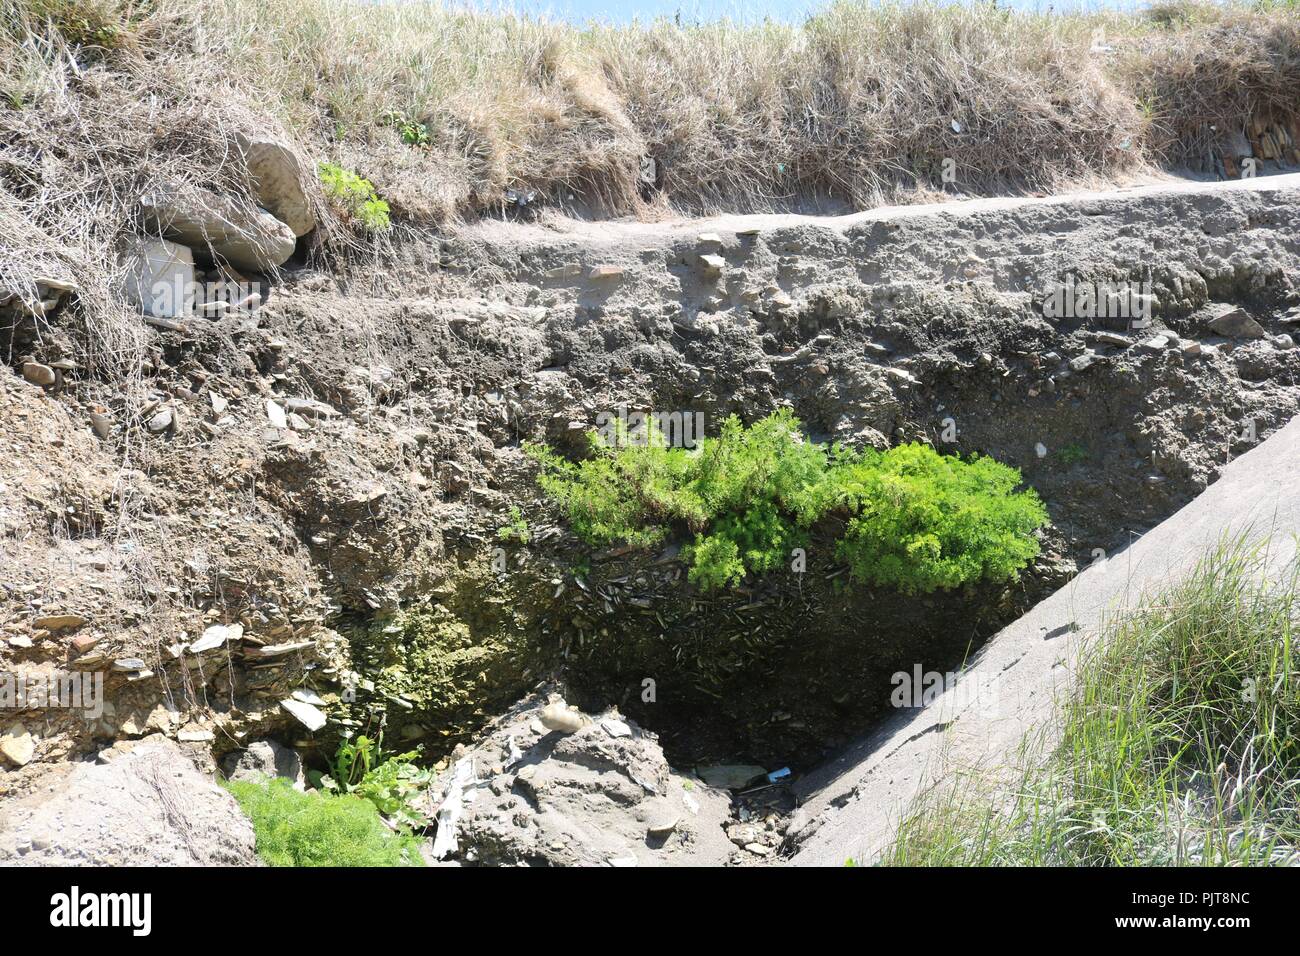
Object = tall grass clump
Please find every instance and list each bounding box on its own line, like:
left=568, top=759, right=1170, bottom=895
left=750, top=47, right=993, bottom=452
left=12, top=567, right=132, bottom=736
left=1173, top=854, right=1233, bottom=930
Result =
left=884, top=535, right=1300, bottom=866
left=527, top=409, right=1048, bottom=593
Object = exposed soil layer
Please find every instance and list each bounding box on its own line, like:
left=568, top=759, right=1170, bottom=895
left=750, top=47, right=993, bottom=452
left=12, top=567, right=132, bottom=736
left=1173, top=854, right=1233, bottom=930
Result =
left=4, top=176, right=1300, bottom=791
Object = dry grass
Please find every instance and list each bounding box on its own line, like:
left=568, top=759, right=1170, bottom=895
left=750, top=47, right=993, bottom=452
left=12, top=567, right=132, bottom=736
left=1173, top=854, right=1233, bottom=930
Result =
left=1, top=0, right=1299, bottom=374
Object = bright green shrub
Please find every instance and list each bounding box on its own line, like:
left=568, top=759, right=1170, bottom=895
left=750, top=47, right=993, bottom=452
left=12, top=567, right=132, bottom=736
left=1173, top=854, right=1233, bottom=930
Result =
left=225, top=778, right=425, bottom=867
left=528, top=410, right=1047, bottom=594
left=833, top=443, right=1048, bottom=594
left=318, top=161, right=391, bottom=232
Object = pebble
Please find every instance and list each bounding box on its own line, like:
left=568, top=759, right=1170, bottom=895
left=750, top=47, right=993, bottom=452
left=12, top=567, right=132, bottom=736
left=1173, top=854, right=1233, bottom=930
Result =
left=647, top=817, right=679, bottom=837
left=540, top=701, right=586, bottom=734
left=189, top=624, right=231, bottom=653
left=280, top=698, right=328, bottom=731
left=34, top=613, right=86, bottom=631
left=698, top=253, right=726, bottom=274
left=0, top=724, right=36, bottom=766
left=71, top=633, right=99, bottom=654
left=89, top=409, right=113, bottom=439
left=21, top=362, right=55, bottom=387
left=147, top=407, right=173, bottom=432
left=601, top=718, right=632, bottom=738
left=1094, top=332, right=1131, bottom=347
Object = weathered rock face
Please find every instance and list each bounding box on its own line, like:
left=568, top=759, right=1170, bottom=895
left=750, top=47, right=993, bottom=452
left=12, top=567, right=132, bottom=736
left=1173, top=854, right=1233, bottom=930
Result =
left=237, top=134, right=316, bottom=238
left=0, top=737, right=258, bottom=866
left=222, top=738, right=306, bottom=789
left=431, top=693, right=735, bottom=866
left=139, top=186, right=296, bottom=273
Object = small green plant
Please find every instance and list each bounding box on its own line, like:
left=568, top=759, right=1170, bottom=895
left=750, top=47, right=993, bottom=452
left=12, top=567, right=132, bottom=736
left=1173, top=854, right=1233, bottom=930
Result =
left=225, top=778, right=425, bottom=867
left=383, top=111, right=431, bottom=147
left=527, top=411, right=1048, bottom=594
left=497, top=505, right=531, bottom=544
left=323, top=733, right=433, bottom=830
left=319, top=161, right=391, bottom=232
left=833, top=443, right=1049, bottom=594
left=1054, top=443, right=1087, bottom=465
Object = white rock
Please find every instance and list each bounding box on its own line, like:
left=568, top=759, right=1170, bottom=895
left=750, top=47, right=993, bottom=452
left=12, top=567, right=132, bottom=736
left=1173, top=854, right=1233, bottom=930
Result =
left=140, top=186, right=296, bottom=274
left=0, top=723, right=36, bottom=766
left=540, top=701, right=586, bottom=734
left=90, top=409, right=113, bottom=439
left=189, top=624, right=231, bottom=654
left=266, top=400, right=287, bottom=429
left=21, top=362, right=56, bottom=387
left=1035, top=442, right=1048, bottom=458
left=280, top=698, right=327, bottom=732
left=122, top=238, right=195, bottom=319
left=236, top=133, right=316, bottom=237
left=601, top=718, right=633, bottom=738
left=147, top=407, right=173, bottom=432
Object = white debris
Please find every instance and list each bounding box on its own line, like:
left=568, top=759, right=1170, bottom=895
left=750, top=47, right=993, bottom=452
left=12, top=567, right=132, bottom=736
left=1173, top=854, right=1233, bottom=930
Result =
left=266, top=400, right=288, bottom=429
left=601, top=718, right=633, bottom=738
left=279, top=698, right=327, bottom=731
left=189, top=624, right=230, bottom=654
left=431, top=758, right=476, bottom=860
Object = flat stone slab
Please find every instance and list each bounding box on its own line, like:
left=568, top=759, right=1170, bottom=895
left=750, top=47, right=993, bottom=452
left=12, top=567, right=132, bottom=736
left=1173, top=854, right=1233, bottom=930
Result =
left=789, top=413, right=1300, bottom=866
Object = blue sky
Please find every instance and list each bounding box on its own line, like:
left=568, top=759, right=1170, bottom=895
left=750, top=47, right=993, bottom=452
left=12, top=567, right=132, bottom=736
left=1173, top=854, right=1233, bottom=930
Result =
left=471, top=0, right=1144, bottom=27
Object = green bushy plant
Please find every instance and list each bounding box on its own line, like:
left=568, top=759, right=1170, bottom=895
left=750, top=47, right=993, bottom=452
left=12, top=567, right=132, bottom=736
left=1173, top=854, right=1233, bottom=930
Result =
left=497, top=505, right=531, bottom=544
left=324, top=733, right=433, bottom=831
left=832, top=443, right=1049, bottom=594
left=528, top=410, right=1048, bottom=594
left=225, top=778, right=425, bottom=867
left=318, top=161, right=391, bottom=232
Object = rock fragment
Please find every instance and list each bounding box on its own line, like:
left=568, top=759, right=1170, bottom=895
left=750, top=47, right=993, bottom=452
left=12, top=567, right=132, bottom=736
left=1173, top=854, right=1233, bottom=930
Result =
left=1205, top=303, right=1266, bottom=339
left=0, top=723, right=35, bottom=766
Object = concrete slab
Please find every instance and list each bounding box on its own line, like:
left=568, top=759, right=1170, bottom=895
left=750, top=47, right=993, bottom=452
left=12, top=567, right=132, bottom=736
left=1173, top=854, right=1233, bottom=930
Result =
left=789, top=414, right=1300, bottom=866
